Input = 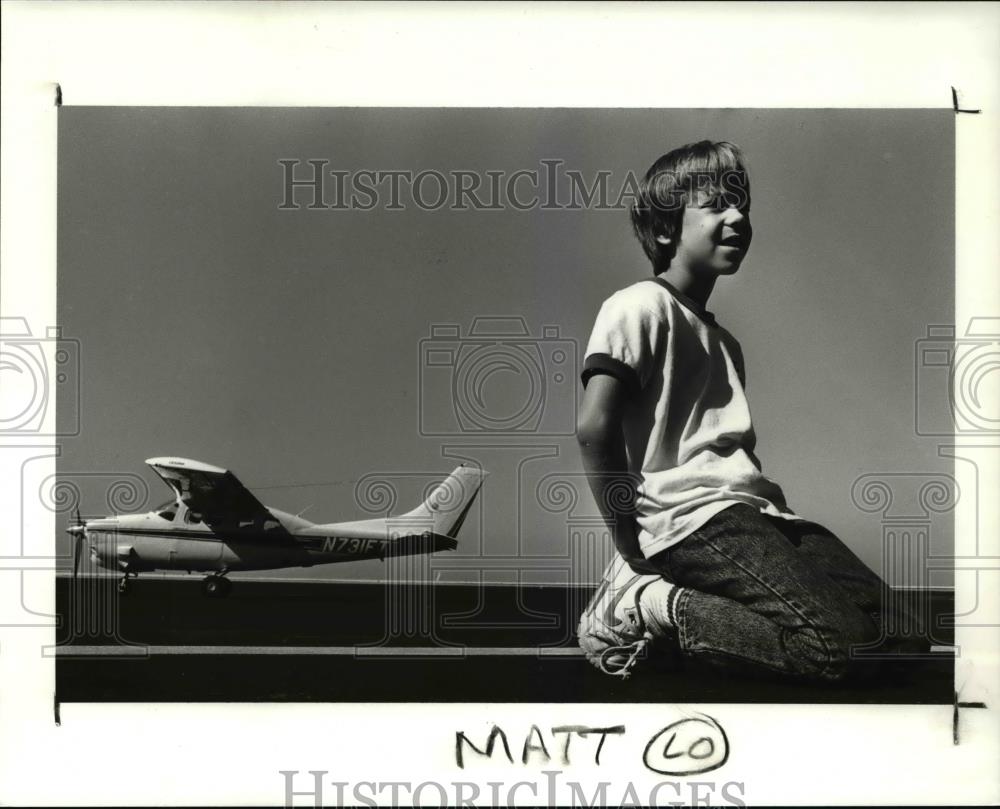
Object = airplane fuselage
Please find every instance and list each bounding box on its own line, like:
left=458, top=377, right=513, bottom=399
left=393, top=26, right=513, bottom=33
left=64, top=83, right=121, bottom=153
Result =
left=84, top=508, right=406, bottom=574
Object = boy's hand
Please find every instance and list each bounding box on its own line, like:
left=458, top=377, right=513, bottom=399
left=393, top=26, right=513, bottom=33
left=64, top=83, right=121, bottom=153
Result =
left=614, top=511, right=659, bottom=574
left=576, top=374, right=645, bottom=566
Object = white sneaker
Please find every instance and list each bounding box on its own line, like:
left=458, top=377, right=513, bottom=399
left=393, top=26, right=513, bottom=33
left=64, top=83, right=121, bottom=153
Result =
left=578, top=555, right=676, bottom=678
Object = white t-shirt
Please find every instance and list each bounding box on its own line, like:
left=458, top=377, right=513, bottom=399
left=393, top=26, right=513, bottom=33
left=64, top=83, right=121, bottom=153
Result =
left=582, top=276, right=799, bottom=558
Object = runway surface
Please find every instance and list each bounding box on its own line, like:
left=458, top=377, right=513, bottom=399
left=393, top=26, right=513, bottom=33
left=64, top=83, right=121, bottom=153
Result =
left=55, top=576, right=955, bottom=703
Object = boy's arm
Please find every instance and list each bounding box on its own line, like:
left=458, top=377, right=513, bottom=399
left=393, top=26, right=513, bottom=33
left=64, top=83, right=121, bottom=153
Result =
left=576, top=373, right=647, bottom=570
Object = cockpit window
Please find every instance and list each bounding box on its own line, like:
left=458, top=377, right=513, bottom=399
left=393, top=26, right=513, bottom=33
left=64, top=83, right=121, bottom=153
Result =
left=154, top=499, right=177, bottom=521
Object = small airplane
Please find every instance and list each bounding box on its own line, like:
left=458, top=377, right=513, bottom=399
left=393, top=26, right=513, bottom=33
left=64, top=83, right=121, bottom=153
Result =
left=65, top=457, right=486, bottom=597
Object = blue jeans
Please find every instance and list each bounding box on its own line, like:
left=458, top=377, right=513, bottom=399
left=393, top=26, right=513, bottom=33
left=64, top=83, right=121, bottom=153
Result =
left=649, top=503, right=928, bottom=682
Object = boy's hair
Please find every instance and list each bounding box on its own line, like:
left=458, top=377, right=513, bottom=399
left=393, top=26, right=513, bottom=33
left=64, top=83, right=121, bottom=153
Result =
left=630, top=140, right=749, bottom=273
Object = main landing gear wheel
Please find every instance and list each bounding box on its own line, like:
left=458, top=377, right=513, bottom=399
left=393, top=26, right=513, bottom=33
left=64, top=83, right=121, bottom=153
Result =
left=202, top=575, right=232, bottom=598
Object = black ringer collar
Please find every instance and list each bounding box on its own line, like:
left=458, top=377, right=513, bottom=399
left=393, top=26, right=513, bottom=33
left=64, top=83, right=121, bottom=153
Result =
left=643, top=276, right=717, bottom=326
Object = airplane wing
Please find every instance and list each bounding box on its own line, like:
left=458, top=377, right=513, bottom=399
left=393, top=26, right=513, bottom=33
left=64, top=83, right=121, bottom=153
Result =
left=146, top=457, right=292, bottom=541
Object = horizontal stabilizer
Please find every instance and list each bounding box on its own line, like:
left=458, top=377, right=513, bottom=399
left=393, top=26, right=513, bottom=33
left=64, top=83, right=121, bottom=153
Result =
left=384, top=532, right=459, bottom=558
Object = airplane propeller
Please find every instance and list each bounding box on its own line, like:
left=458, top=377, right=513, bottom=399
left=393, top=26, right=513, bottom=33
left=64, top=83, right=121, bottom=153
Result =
left=66, top=507, right=87, bottom=579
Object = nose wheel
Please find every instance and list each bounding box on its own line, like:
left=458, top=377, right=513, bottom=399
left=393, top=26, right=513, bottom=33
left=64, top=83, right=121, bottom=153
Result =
left=118, top=572, right=135, bottom=595
left=202, top=574, right=232, bottom=598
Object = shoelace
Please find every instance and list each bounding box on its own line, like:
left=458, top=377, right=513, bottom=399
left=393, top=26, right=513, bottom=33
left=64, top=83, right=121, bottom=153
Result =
left=597, top=635, right=649, bottom=679
left=593, top=579, right=660, bottom=678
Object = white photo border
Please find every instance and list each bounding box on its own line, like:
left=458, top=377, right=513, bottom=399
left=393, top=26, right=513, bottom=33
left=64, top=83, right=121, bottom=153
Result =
left=1, top=2, right=998, bottom=806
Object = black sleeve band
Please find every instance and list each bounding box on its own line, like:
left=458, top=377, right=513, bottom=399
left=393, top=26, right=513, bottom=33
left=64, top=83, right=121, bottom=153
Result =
left=581, top=353, right=641, bottom=396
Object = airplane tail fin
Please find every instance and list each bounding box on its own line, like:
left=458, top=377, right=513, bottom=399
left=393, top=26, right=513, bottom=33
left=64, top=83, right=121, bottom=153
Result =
left=395, top=465, right=486, bottom=539
left=302, top=465, right=487, bottom=555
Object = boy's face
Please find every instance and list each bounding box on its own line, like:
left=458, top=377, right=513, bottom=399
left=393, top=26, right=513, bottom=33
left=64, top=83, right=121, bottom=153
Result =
left=669, top=190, right=753, bottom=277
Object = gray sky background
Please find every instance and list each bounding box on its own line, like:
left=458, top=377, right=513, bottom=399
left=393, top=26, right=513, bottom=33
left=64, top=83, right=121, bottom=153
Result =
left=57, top=108, right=954, bottom=585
